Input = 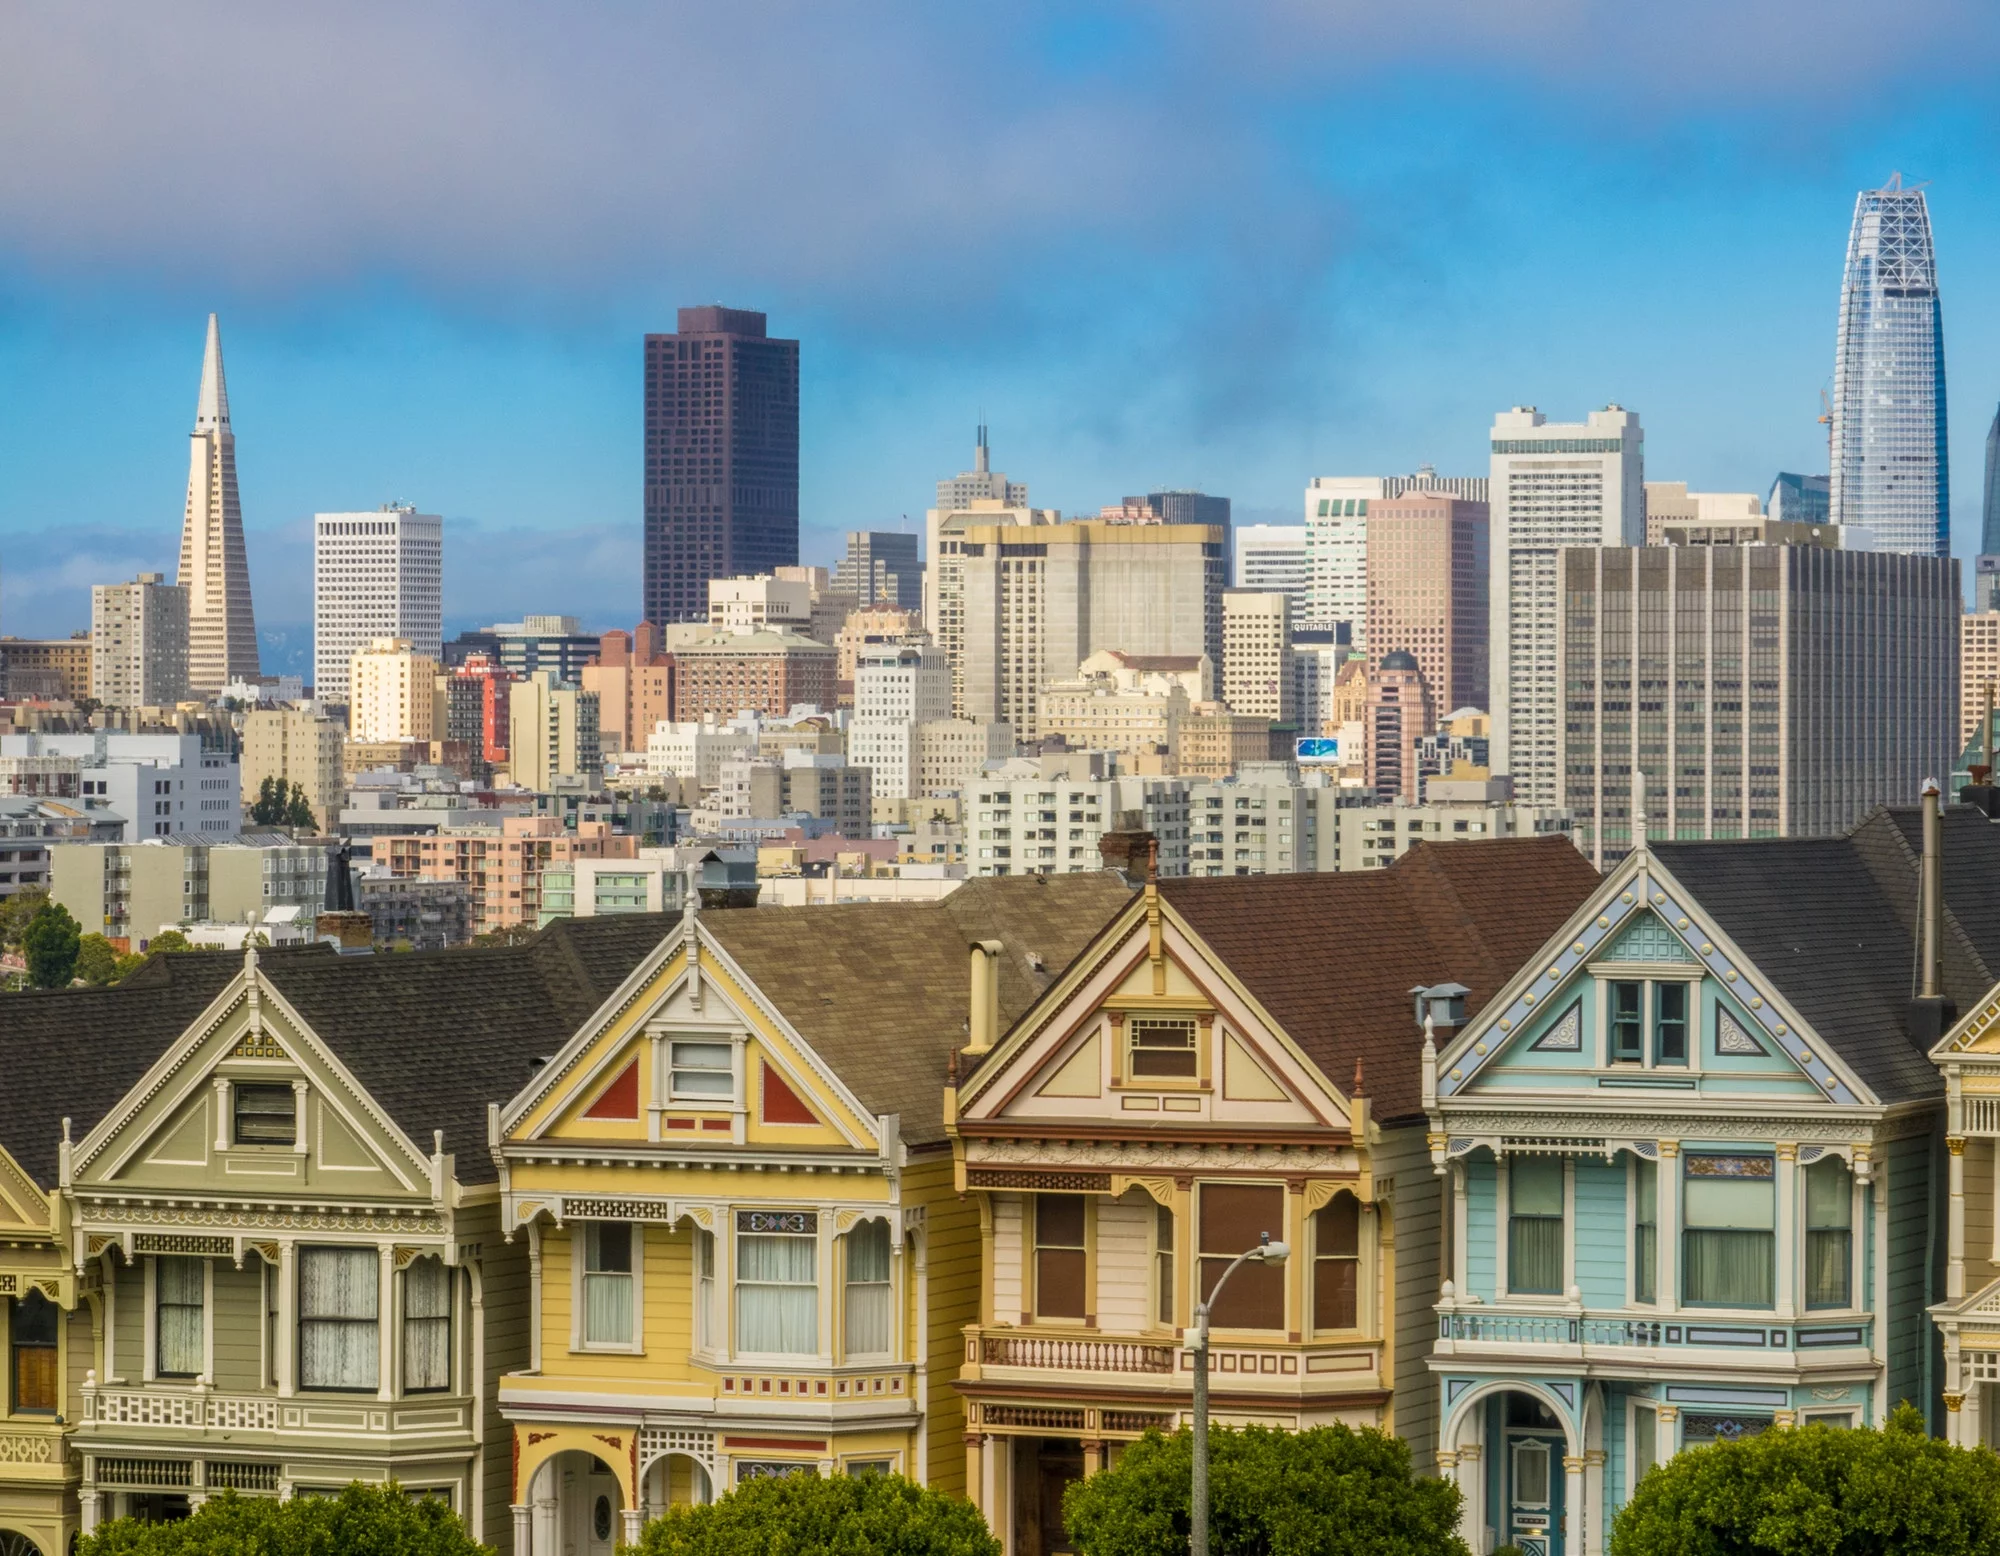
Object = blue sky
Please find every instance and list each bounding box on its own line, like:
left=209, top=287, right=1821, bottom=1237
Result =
left=3, top=2, right=1999, bottom=671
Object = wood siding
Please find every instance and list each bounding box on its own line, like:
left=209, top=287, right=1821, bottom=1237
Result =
left=1095, top=1191, right=1153, bottom=1335
left=991, top=1194, right=1023, bottom=1324
left=1373, top=1123, right=1440, bottom=1457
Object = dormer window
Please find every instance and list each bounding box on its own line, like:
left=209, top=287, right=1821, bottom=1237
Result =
left=1129, top=1017, right=1197, bottom=1079
left=233, top=1082, right=296, bottom=1146
left=670, top=1042, right=733, bottom=1100
left=1607, top=981, right=1692, bottom=1067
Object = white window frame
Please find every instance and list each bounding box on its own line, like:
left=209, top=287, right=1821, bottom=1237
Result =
left=1628, top=1398, right=1663, bottom=1484
left=144, top=1255, right=212, bottom=1384
left=1593, top=970, right=1703, bottom=1073
left=732, top=1211, right=820, bottom=1359
left=572, top=1221, right=645, bottom=1355
left=840, top=1219, right=895, bottom=1362
left=666, top=1040, right=736, bottom=1104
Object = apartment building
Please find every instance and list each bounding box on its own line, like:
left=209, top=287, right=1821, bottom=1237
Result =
left=240, top=706, right=345, bottom=830
left=348, top=638, right=439, bottom=743
left=1220, top=590, right=1294, bottom=721
left=313, top=505, right=442, bottom=701
left=0, top=732, right=240, bottom=842
left=90, top=572, right=190, bottom=708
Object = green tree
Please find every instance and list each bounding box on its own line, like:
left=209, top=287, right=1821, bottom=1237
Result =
left=0, top=886, right=49, bottom=950
left=1065, top=1424, right=1465, bottom=1556
left=21, top=901, right=82, bottom=988
left=634, top=1468, right=998, bottom=1556
left=145, top=929, right=192, bottom=954
left=74, top=932, right=121, bottom=986
left=249, top=775, right=287, bottom=826
left=286, top=783, right=318, bottom=830
left=1610, top=1404, right=2000, bottom=1556
left=79, top=1483, right=489, bottom=1556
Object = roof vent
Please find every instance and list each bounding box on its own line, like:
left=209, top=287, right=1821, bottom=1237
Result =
left=1411, top=982, right=1470, bottom=1032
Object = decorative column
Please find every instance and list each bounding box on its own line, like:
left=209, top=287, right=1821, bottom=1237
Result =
left=1080, top=1439, right=1106, bottom=1475
left=1656, top=1405, right=1679, bottom=1454
left=1944, top=1335, right=1965, bottom=1446
left=377, top=1244, right=396, bottom=1402
left=1950, top=1136, right=1968, bottom=1302
left=1583, top=1449, right=1606, bottom=1556
left=1775, top=1144, right=1798, bottom=1320
left=1451, top=1443, right=1483, bottom=1550
left=213, top=1077, right=232, bottom=1151
left=292, top=1079, right=310, bottom=1155
left=1563, top=1455, right=1585, bottom=1555
left=1656, top=1143, right=1679, bottom=1315
left=510, top=1503, right=531, bottom=1556
left=623, top=1508, right=643, bottom=1547
left=275, top=1239, right=296, bottom=1397
left=964, top=1433, right=984, bottom=1521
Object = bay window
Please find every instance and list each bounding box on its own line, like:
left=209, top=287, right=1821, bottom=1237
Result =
left=1312, top=1195, right=1360, bottom=1331
left=403, top=1256, right=452, bottom=1392
left=156, top=1256, right=205, bottom=1378
left=1198, top=1183, right=1284, bottom=1329
left=582, top=1223, right=636, bottom=1348
left=10, top=1292, right=58, bottom=1413
left=1805, top=1158, right=1853, bottom=1308
left=843, top=1220, right=892, bottom=1357
left=736, top=1211, right=817, bottom=1354
left=1034, top=1195, right=1087, bottom=1320
left=1683, top=1156, right=1775, bottom=1307
left=299, top=1246, right=379, bottom=1390
left=1634, top=1158, right=1658, bottom=1303
left=1508, top=1158, right=1564, bottom=1295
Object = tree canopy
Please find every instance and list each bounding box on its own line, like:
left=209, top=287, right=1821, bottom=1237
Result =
left=1064, top=1424, right=1467, bottom=1556
left=249, top=776, right=318, bottom=831
left=634, top=1468, right=999, bottom=1556
left=0, top=886, right=49, bottom=950
left=1610, top=1404, right=2000, bottom=1556
left=146, top=929, right=192, bottom=954
left=22, top=900, right=82, bottom=988
left=78, top=1483, right=489, bottom=1556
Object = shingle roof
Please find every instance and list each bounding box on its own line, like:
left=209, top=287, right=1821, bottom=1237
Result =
left=0, top=916, right=678, bottom=1190
left=1153, top=837, right=1603, bottom=1125
left=702, top=874, right=1135, bottom=1146
left=1653, top=804, right=2000, bottom=1106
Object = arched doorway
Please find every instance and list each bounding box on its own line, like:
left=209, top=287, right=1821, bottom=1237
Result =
left=0, top=1531, right=47, bottom=1556
left=524, top=1451, right=628, bottom=1556
left=1443, top=1382, right=1580, bottom=1556
left=639, top=1453, right=713, bottom=1519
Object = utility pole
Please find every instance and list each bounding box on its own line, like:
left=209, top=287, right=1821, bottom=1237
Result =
left=1190, top=1231, right=1289, bottom=1556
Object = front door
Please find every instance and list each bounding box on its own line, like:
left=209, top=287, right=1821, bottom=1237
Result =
left=584, top=1467, right=619, bottom=1556
left=1507, top=1434, right=1565, bottom=1556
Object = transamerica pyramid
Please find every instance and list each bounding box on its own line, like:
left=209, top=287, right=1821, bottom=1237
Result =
left=177, top=313, right=260, bottom=693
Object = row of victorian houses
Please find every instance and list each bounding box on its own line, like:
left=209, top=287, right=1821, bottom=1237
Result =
left=6, top=789, right=2000, bottom=1556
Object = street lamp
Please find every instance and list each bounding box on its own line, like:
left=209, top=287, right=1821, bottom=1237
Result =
left=1190, top=1230, right=1289, bottom=1556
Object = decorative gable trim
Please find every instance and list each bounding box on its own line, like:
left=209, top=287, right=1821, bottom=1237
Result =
left=1435, top=855, right=1867, bottom=1108
left=1715, top=1008, right=1769, bottom=1057
left=1528, top=1002, right=1582, bottom=1053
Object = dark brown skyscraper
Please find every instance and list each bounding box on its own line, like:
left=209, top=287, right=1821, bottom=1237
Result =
left=644, top=306, right=800, bottom=624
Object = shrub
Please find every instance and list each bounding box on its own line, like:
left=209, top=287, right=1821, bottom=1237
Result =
left=1064, top=1424, right=1467, bottom=1556
left=633, top=1469, right=999, bottom=1556
left=22, top=901, right=81, bottom=988
left=78, top=1483, right=489, bottom=1556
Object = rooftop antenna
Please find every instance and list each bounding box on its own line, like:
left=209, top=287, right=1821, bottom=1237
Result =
left=975, top=417, right=989, bottom=475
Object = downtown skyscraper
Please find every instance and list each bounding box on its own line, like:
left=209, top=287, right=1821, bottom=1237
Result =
left=642, top=307, right=800, bottom=625
left=176, top=314, right=260, bottom=693
left=1830, top=176, right=1949, bottom=557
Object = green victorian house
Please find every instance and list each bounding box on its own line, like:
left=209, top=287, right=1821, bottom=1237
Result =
left=5, top=923, right=672, bottom=1551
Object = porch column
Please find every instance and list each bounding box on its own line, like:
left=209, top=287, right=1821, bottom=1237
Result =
left=1081, top=1438, right=1106, bottom=1475
left=275, top=1239, right=296, bottom=1397
left=1456, top=1443, right=1483, bottom=1550
left=1563, top=1455, right=1585, bottom=1556
left=1774, top=1143, right=1798, bottom=1321
left=1656, top=1142, right=1679, bottom=1315
left=1950, top=1137, right=1968, bottom=1302
left=80, top=1457, right=101, bottom=1536
left=965, top=1432, right=984, bottom=1519
left=531, top=1460, right=559, bottom=1556
left=510, top=1504, right=531, bottom=1556
left=378, top=1243, right=397, bottom=1401
left=623, top=1508, right=643, bottom=1546
left=1944, top=1335, right=1965, bottom=1446
left=1583, top=1449, right=1606, bottom=1556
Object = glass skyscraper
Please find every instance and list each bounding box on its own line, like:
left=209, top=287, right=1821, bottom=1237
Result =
left=1830, top=176, right=1949, bottom=556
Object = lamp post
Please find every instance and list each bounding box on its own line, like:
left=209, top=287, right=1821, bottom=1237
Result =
left=1190, top=1230, right=1289, bottom=1556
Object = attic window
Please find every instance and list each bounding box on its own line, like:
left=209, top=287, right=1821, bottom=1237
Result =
left=234, top=1084, right=296, bottom=1146
left=671, top=1042, right=733, bottom=1100
left=1129, top=1017, right=1198, bottom=1078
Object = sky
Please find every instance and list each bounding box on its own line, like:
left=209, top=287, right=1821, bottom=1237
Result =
left=4, top=2, right=2000, bottom=673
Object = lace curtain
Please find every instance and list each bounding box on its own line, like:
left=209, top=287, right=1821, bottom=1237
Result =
left=844, top=1221, right=892, bottom=1356
left=404, top=1257, right=452, bottom=1391
left=299, top=1246, right=380, bottom=1390
left=737, top=1233, right=816, bottom=1354
left=156, top=1256, right=205, bottom=1377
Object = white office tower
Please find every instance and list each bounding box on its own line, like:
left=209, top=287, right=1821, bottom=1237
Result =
left=1234, top=525, right=1309, bottom=615
left=177, top=314, right=260, bottom=694
left=91, top=572, right=190, bottom=708
left=1488, top=406, right=1645, bottom=804
left=1301, top=468, right=1486, bottom=639
left=314, top=505, right=443, bottom=703
left=849, top=642, right=953, bottom=799
left=1221, top=591, right=1295, bottom=721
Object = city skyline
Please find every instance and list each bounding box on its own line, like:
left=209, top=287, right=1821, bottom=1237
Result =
left=7, top=8, right=2000, bottom=662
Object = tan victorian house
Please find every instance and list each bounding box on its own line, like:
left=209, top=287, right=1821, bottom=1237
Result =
left=948, top=840, right=1600, bottom=1556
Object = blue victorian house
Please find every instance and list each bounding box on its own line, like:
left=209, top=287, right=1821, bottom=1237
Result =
left=1422, top=794, right=1997, bottom=1556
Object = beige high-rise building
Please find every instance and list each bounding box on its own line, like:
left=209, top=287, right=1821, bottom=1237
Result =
left=940, top=518, right=1223, bottom=738
left=242, top=707, right=346, bottom=830
left=1642, top=481, right=1765, bottom=546
left=1221, top=590, right=1294, bottom=721
left=926, top=497, right=1059, bottom=714
left=348, top=638, right=439, bottom=743
left=90, top=572, right=189, bottom=708
left=1363, top=490, right=1489, bottom=716
left=1963, top=611, right=2000, bottom=747
left=508, top=671, right=602, bottom=791
left=176, top=314, right=260, bottom=694
left=1041, top=649, right=1207, bottom=765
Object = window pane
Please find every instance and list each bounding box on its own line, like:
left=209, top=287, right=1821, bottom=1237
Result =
left=234, top=1083, right=297, bottom=1145
left=1156, top=1206, right=1175, bottom=1326
left=1036, top=1195, right=1086, bottom=1250
left=11, top=1293, right=59, bottom=1412
left=403, top=1259, right=451, bottom=1391
left=584, top=1273, right=634, bottom=1346
left=1611, top=982, right=1643, bottom=1060
left=1806, top=1230, right=1852, bottom=1308
left=1685, top=1176, right=1774, bottom=1230
left=1655, top=985, right=1688, bottom=1064
left=299, top=1247, right=380, bottom=1390
left=1635, top=1159, right=1658, bottom=1302
left=1316, top=1196, right=1360, bottom=1257
left=588, top=1222, right=634, bottom=1274
left=844, top=1222, right=892, bottom=1355
left=1129, top=1018, right=1197, bottom=1078
left=1198, top=1183, right=1285, bottom=1329
left=1805, top=1160, right=1852, bottom=1228
left=157, top=1256, right=205, bottom=1376
left=1509, top=1216, right=1563, bottom=1294
left=1313, top=1255, right=1357, bottom=1330
left=1037, top=1248, right=1086, bottom=1319
left=1511, top=1157, right=1564, bottom=1217
left=738, top=1234, right=817, bottom=1353
left=1684, top=1229, right=1774, bottom=1306
left=1632, top=1409, right=1657, bottom=1480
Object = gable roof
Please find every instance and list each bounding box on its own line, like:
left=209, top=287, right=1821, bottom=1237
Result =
left=701, top=873, right=1135, bottom=1146
left=1152, top=836, right=1602, bottom=1125
left=0, top=916, right=679, bottom=1189
left=1652, top=804, right=2000, bottom=1107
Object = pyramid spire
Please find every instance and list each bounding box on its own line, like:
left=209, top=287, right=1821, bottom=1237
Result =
left=177, top=312, right=259, bottom=693
left=195, top=312, right=230, bottom=433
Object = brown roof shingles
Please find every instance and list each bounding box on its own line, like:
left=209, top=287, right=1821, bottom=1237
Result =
left=1157, top=836, right=1601, bottom=1125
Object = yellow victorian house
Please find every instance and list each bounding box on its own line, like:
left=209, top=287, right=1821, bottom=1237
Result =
left=495, top=877, right=1130, bottom=1556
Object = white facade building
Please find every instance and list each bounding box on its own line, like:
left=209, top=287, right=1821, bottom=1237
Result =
left=91, top=572, right=189, bottom=708
left=644, top=718, right=758, bottom=791
left=0, top=732, right=241, bottom=842
left=848, top=643, right=952, bottom=799
left=313, top=505, right=442, bottom=702
left=1221, top=590, right=1294, bottom=722
left=707, top=575, right=814, bottom=636
left=1303, top=469, right=1488, bottom=640
left=1233, top=524, right=1309, bottom=616
left=1486, top=406, right=1645, bottom=804
left=965, top=767, right=1194, bottom=877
